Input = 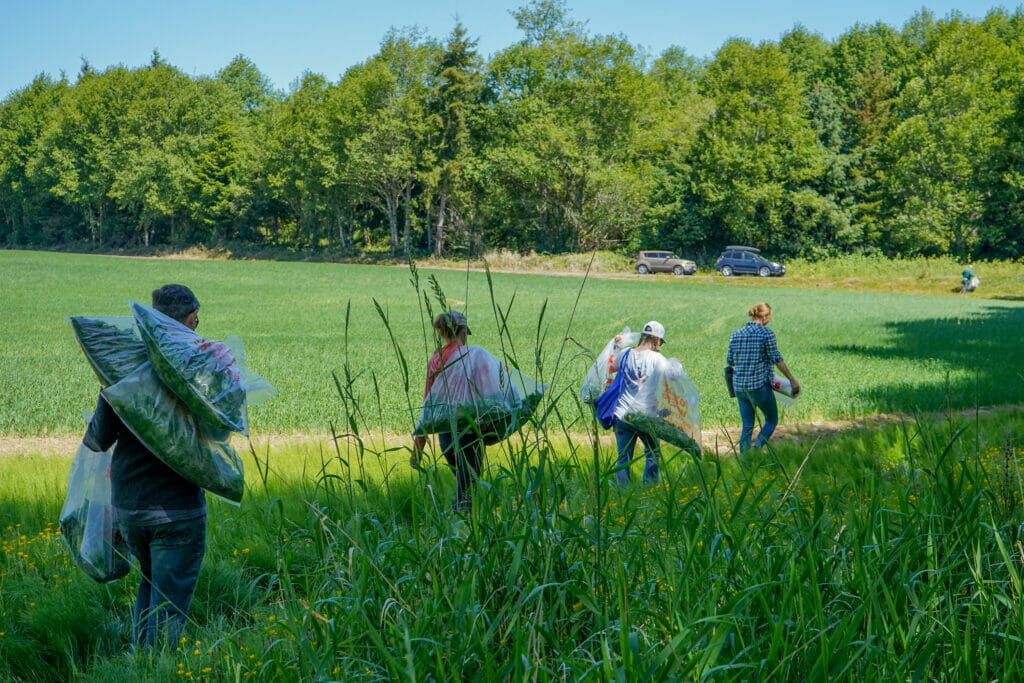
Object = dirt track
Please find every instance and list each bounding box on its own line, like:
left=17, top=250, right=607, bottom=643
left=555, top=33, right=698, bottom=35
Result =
left=4, top=405, right=1009, bottom=459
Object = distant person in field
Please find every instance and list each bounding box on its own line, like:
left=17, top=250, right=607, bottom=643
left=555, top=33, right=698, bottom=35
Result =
left=961, top=263, right=975, bottom=294
left=726, top=302, right=800, bottom=453
left=83, top=284, right=206, bottom=649
left=410, top=310, right=486, bottom=512
left=607, top=321, right=683, bottom=484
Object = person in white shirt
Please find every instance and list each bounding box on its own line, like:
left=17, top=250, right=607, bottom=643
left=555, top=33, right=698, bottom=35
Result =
left=608, top=321, right=682, bottom=484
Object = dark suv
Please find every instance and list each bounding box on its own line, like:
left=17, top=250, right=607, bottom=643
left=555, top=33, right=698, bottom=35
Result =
left=716, top=246, right=785, bottom=277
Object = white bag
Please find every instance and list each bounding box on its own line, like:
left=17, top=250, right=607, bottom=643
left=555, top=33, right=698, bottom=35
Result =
left=772, top=375, right=796, bottom=406
left=59, top=442, right=131, bottom=583
left=621, top=363, right=702, bottom=454
left=414, top=346, right=546, bottom=441
left=580, top=327, right=640, bottom=403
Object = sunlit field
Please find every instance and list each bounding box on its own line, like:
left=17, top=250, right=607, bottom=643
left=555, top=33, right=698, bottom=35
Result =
left=3, top=249, right=1024, bottom=680
left=3, top=250, right=1023, bottom=437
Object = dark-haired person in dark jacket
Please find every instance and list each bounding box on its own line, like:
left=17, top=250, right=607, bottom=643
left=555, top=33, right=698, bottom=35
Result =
left=83, top=284, right=204, bottom=649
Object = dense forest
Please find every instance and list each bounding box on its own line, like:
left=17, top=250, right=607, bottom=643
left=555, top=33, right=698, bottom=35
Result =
left=2, top=1, right=1023, bottom=260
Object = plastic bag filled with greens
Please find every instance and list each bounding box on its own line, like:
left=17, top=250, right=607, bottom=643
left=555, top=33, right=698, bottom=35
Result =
left=131, top=301, right=249, bottom=434
left=68, top=316, right=149, bottom=386
left=621, top=369, right=702, bottom=456
left=59, top=442, right=131, bottom=583
left=580, top=327, right=640, bottom=404
left=102, top=362, right=245, bottom=503
left=413, top=346, right=547, bottom=443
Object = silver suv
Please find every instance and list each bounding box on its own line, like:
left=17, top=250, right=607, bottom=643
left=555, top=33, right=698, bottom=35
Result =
left=635, top=250, right=697, bottom=275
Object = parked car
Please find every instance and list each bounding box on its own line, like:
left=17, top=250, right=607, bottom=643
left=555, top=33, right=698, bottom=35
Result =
left=635, top=250, right=697, bottom=275
left=716, top=246, right=785, bottom=277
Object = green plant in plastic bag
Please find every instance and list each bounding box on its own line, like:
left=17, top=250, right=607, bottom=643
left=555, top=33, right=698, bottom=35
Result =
left=102, top=362, right=245, bottom=503
left=67, top=316, right=149, bottom=386
left=413, top=346, right=547, bottom=441
left=131, top=301, right=249, bottom=434
left=622, top=412, right=702, bottom=457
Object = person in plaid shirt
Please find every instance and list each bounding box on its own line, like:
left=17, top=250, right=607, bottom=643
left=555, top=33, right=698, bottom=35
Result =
left=726, top=302, right=800, bottom=452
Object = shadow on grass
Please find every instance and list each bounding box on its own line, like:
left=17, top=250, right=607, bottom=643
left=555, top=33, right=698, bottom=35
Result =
left=826, top=303, right=1024, bottom=414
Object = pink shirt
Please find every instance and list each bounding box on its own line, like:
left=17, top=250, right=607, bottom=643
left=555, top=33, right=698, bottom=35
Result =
left=424, top=341, right=464, bottom=398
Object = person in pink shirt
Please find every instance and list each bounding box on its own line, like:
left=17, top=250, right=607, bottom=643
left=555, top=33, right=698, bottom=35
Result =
left=410, top=310, right=485, bottom=511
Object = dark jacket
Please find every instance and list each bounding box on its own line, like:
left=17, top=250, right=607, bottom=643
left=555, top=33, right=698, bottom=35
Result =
left=84, top=395, right=204, bottom=522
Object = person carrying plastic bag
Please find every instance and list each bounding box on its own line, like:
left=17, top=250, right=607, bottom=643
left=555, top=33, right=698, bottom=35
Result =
left=78, top=285, right=211, bottom=649
left=726, top=302, right=800, bottom=453
left=411, top=310, right=544, bottom=512
left=589, top=321, right=700, bottom=484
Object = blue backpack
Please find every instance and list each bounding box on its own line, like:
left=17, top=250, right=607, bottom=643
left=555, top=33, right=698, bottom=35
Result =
left=593, top=348, right=630, bottom=429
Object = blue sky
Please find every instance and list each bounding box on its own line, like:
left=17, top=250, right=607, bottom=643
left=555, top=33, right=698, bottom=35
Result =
left=1, top=1, right=1014, bottom=97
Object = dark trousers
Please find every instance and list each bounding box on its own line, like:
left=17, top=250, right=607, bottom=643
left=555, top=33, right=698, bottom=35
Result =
left=736, top=384, right=778, bottom=453
left=122, top=516, right=206, bottom=648
left=438, top=431, right=485, bottom=509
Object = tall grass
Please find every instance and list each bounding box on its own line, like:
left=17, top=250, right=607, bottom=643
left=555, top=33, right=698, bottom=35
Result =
left=3, top=266, right=1024, bottom=680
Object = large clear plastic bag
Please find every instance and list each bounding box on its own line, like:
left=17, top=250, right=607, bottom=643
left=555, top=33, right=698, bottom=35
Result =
left=225, top=335, right=276, bottom=407
left=102, top=362, right=245, bottom=503
left=67, top=316, right=149, bottom=386
left=580, top=327, right=640, bottom=404
left=131, top=301, right=249, bottom=434
left=621, top=366, right=702, bottom=456
left=59, top=442, right=131, bottom=583
left=413, top=346, right=547, bottom=442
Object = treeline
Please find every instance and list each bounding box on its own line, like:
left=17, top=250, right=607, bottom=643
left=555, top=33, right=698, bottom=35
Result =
left=2, top=1, right=1024, bottom=259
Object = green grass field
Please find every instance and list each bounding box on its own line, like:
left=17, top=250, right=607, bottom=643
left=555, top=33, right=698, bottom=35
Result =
left=2, top=250, right=1023, bottom=438
left=4, top=249, right=1024, bottom=680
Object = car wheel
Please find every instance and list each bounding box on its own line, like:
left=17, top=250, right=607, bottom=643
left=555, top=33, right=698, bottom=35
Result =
left=759, top=266, right=770, bottom=277
left=721, top=265, right=733, bottom=277
left=673, top=265, right=683, bottom=276
left=637, top=264, right=648, bottom=274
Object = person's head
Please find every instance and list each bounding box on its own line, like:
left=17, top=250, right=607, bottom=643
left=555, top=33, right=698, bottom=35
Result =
left=639, top=320, right=666, bottom=350
left=748, top=302, right=772, bottom=325
left=152, top=284, right=200, bottom=330
left=433, top=310, right=470, bottom=344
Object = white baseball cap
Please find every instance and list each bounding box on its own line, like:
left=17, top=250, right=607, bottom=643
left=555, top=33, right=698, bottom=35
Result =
left=642, top=320, right=666, bottom=343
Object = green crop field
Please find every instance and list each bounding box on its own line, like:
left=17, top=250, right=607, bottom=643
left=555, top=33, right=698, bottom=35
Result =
left=4, top=250, right=1024, bottom=680
left=2, top=250, right=1023, bottom=438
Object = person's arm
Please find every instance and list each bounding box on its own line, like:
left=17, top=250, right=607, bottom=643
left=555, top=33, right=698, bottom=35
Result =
left=83, top=394, right=118, bottom=452
left=775, top=359, right=800, bottom=396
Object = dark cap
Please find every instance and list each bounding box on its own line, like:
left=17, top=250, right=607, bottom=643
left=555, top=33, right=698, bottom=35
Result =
left=152, top=284, right=199, bottom=322
left=435, top=310, right=471, bottom=336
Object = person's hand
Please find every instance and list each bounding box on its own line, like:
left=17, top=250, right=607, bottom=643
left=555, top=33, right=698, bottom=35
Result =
left=410, top=436, right=426, bottom=468
left=791, top=381, right=801, bottom=397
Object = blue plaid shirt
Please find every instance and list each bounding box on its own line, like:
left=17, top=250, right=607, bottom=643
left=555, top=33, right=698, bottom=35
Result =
left=727, top=322, right=783, bottom=391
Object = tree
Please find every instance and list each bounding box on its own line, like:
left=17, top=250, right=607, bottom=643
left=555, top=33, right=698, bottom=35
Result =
left=689, top=39, right=828, bottom=253
left=217, top=55, right=278, bottom=111
left=0, top=74, right=70, bottom=245
left=427, top=22, right=483, bottom=257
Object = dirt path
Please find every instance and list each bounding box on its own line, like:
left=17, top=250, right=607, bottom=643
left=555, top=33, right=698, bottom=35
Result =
left=4, top=405, right=1012, bottom=459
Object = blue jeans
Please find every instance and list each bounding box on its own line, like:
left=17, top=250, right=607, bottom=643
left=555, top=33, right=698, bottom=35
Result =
left=438, top=431, right=485, bottom=510
left=613, top=420, right=660, bottom=484
left=122, top=516, right=206, bottom=648
left=736, top=384, right=778, bottom=453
